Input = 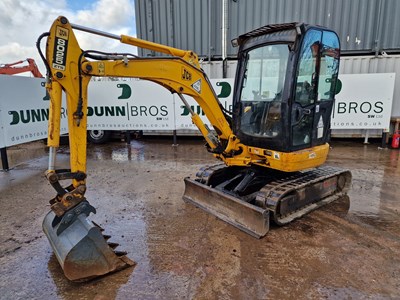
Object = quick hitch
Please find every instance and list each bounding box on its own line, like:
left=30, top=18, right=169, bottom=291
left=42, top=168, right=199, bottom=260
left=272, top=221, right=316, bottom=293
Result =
left=46, top=169, right=87, bottom=217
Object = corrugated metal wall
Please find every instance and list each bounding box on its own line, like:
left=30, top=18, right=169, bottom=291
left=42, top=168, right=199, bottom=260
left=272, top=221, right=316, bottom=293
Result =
left=135, top=0, right=400, bottom=58
left=135, top=0, right=219, bottom=57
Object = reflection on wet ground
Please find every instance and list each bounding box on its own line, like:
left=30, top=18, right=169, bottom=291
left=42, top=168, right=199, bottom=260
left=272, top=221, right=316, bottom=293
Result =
left=89, top=140, right=147, bottom=162
left=0, top=138, right=399, bottom=299
left=328, top=142, right=400, bottom=231
left=86, top=138, right=210, bottom=163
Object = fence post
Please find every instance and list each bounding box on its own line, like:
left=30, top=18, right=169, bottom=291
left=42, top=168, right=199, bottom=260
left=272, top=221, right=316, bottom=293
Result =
left=1, top=147, right=9, bottom=171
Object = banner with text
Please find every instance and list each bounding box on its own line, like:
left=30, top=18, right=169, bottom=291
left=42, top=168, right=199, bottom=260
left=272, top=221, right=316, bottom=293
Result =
left=0, top=73, right=395, bottom=147
left=0, top=76, right=68, bottom=147
left=331, top=73, right=395, bottom=130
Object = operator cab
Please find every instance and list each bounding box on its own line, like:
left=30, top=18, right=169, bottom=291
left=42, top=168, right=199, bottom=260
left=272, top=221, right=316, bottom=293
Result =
left=232, top=23, right=341, bottom=152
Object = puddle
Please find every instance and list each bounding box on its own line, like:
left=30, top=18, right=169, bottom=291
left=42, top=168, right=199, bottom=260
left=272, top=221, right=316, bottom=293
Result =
left=1, top=139, right=400, bottom=299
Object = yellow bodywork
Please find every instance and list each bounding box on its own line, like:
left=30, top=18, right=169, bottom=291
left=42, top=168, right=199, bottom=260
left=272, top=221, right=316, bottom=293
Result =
left=45, top=16, right=329, bottom=193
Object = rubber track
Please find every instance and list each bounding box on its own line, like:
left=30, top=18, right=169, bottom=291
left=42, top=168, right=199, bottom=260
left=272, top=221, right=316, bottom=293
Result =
left=195, top=164, right=351, bottom=226
left=256, top=165, right=352, bottom=225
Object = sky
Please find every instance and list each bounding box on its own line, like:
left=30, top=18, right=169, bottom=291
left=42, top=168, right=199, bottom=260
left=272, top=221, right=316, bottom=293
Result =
left=0, top=0, right=136, bottom=75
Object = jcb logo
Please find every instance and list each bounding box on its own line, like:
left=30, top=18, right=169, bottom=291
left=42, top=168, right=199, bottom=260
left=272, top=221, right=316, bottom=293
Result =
left=182, top=68, right=192, bottom=81
left=55, top=26, right=69, bottom=39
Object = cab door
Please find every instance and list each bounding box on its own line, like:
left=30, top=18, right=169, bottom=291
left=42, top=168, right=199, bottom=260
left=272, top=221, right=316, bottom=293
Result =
left=312, top=31, right=340, bottom=146
left=291, top=29, right=340, bottom=150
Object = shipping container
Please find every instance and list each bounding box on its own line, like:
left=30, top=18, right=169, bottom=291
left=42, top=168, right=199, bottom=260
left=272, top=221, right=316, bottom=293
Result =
left=135, top=0, right=400, bottom=58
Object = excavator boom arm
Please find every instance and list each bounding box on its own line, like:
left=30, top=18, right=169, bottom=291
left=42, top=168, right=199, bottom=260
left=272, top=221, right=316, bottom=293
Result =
left=45, top=17, right=236, bottom=173
left=0, top=58, right=43, bottom=77
left=82, top=58, right=232, bottom=139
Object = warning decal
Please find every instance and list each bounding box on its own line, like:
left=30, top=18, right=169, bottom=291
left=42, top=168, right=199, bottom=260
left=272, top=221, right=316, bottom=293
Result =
left=191, top=79, right=201, bottom=94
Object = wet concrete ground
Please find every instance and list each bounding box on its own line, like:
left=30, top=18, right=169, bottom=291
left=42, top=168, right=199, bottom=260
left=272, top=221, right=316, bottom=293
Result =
left=0, top=138, right=399, bottom=299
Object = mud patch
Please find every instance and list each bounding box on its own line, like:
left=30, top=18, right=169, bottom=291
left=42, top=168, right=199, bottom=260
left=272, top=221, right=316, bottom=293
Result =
left=0, top=139, right=399, bottom=298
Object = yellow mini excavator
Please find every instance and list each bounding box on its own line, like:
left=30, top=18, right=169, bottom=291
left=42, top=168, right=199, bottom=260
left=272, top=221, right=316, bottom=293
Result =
left=37, top=16, right=351, bottom=281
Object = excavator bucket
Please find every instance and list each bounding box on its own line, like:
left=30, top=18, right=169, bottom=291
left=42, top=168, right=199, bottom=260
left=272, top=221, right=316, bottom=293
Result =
left=183, top=178, right=270, bottom=238
left=43, top=210, right=135, bottom=281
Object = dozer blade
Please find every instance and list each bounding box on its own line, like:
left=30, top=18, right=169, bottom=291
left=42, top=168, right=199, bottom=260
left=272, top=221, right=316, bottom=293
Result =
left=183, top=177, right=270, bottom=238
left=43, top=210, right=135, bottom=281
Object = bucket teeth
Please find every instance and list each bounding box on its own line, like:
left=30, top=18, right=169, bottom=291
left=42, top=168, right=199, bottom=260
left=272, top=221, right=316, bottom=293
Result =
left=107, top=242, right=119, bottom=249
left=96, top=225, right=126, bottom=255
left=102, top=234, right=111, bottom=240
left=91, top=221, right=104, bottom=231
left=114, top=250, right=128, bottom=257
